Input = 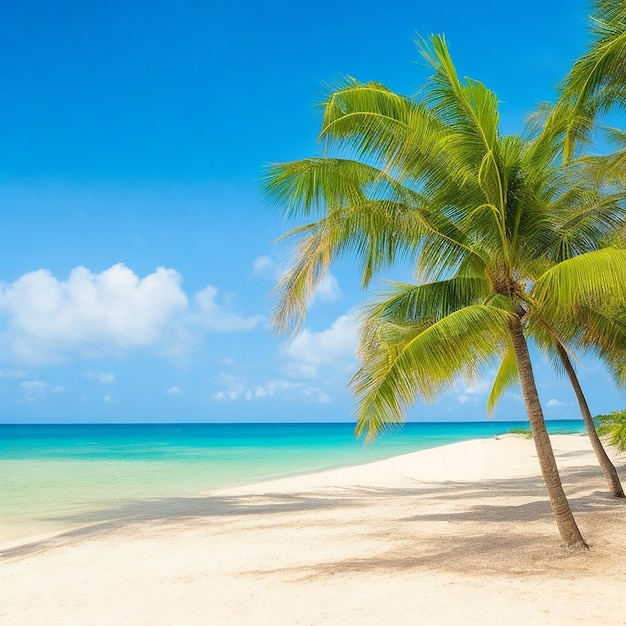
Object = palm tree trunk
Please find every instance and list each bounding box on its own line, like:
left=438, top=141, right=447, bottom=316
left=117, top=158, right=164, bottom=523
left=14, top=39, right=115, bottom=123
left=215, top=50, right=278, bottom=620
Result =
left=555, top=343, right=625, bottom=497
left=508, top=317, right=588, bottom=549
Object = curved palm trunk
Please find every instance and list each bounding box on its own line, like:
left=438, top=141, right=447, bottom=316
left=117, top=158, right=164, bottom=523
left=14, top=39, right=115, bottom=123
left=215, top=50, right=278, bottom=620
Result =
left=508, top=317, right=588, bottom=549
left=556, top=343, right=625, bottom=498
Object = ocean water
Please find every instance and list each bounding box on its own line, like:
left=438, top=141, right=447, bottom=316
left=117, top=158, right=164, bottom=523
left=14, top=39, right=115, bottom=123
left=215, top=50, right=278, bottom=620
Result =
left=0, top=420, right=585, bottom=544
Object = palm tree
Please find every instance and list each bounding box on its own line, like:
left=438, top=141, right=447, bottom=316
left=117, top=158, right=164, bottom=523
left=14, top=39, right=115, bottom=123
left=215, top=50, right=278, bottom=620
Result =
left=529, top=0, right=626, bottom=497
left=486, top=192, right=626, bottom=499
left=548, top=342, right=624, bottom=497
left=528, top=250, right=626, bottom=497
left=528, top=326, right=625, bottom=498
left=264, top=36, right=626, bottom=547
left=529, top=1, right=626, bottom=497
left=355, top=248, right=626, bottom=502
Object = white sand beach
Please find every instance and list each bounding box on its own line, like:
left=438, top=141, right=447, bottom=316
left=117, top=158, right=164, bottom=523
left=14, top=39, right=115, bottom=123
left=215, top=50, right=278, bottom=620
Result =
left=2, top=434, right=626, bottom=625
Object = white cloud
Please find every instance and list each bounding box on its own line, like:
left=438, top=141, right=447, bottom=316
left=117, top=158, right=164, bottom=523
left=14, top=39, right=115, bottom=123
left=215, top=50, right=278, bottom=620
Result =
left=192, top=285, right=264, bottom=332
left=251, top=255, right=280, bottom=280
left=212, top=376, right=330, bottom=404
left=21, top=380, right=48, bottom=393
left=547, top=398, right=563, bottom=407
left=0, top=368, right=27, bottom=378
left=0, top=264, right=264, bottom=363
left=86, top=371, right=115, bottom=384
left=456, top=379, right=492, bottom=404
left=313, top=274, right=341, bottom=303
left=20, top=380, right=63, bottom=402
left=0, top=264, right=187, bottom=362
left=283, top=313, right=358, bottom=379
left=103, top=394, right=115, bottom=403
left=167, top=386, right=182, bottom=395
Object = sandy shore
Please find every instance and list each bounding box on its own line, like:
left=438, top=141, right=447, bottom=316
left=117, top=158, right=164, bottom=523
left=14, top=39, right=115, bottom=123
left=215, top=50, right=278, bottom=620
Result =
left=2, top=434, right=626, bottom=625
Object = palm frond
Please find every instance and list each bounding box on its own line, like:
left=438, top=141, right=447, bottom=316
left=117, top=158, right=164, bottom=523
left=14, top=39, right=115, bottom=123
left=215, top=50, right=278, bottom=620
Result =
left=420, top=35, right=499, bottom=156
left=486, top=341, right=519, bottom=414
left=359, top=277, right=490, bottom=326
left=533, top=248, right=626, bottom=322
left=319, top=79, right=441, bottom=179
left=567, top=303, right=626, bottom=388
left=548, top=189, right=626, bottom=261
left=556, top=3, right=626, bottom=159
left=272, top=198, right=427, bottom=333
left=580, top=126, right=626, bottom=185
left=262, top=157, right=418, bottom=220
left=353, top=303, right=511, bottom=441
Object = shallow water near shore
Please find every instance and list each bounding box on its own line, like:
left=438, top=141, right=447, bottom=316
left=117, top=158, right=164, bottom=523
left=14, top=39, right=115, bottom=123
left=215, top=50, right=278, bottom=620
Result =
left=1, top=420, right=585, bottom=544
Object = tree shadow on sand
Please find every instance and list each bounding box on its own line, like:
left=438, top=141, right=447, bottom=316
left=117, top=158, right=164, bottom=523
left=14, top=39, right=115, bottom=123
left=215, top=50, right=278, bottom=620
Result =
left=3, top=460, right=625, bottom=574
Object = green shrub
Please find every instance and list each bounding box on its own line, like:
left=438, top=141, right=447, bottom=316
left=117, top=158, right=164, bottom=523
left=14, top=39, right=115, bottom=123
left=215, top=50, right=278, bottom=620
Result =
left=595, top=409, right=626, bottom=452
left=507, top=427, right=533, bottom=439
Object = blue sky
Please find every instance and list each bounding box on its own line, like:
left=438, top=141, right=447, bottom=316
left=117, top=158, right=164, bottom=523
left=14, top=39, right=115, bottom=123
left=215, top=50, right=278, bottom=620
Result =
left=1, top=0, right=623, bottom=423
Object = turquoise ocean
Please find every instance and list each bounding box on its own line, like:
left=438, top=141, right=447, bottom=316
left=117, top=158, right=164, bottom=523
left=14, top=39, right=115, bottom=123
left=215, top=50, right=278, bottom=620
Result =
left=1, top=420, right=586, bottom=544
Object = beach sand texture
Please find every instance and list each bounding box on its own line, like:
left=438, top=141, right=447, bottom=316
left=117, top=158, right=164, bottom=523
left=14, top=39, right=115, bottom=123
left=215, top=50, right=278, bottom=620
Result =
left=2, top=434, right=626, bottom=625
